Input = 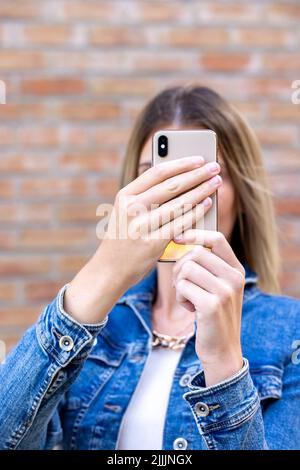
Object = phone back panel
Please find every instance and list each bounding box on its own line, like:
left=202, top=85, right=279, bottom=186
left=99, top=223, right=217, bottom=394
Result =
left=152, top=129, right=218, bottom=261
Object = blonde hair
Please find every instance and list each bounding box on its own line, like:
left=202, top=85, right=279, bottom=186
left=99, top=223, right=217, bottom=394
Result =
left=120, top=85, right=280, bottom=293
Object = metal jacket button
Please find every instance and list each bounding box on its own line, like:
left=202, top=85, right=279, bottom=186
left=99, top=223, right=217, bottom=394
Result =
left=179, top=374, right=192, bottom=387
left=194, top=401, right=210, bottom=417
left=59, top=335, right=74, bottom=352
left=173, top=437, right=188, bottom=450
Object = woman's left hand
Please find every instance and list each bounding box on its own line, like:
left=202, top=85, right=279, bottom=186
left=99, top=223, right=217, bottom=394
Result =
left=172, top=230, right=245, bottom=387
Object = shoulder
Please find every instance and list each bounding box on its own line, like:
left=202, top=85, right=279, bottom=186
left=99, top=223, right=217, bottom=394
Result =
left=255, top=290, right=300, bottom=318
left=248, top=287, right=300, bottom=320
left=243, top=288, right=300, bottom=345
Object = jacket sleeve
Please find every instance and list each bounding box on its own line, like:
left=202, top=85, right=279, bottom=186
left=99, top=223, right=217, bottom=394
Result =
left=183, top=359, right=268, bottom=450
left=0, top=284, right=108, bottom=450
left=261, top=358, right=300, bottom=450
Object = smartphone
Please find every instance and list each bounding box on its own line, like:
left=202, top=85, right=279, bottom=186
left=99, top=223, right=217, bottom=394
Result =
left=152, top=129, right=218, bottom=262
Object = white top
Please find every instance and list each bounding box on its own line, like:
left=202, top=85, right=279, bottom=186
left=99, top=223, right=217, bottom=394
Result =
left=116, top=347, right=182, bottom=450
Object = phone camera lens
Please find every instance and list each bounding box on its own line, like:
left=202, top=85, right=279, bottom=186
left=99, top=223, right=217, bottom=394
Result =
left=158, top=135, right=168, bottom=157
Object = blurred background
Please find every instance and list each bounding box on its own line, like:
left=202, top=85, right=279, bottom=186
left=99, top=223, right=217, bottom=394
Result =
left=0, top=0, right=299, bottom=351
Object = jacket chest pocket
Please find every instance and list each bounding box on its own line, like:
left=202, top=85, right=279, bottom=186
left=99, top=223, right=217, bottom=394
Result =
left=250, top=364, right=283, bottom=403
left=65, top=332, right=127, bottom=411
left=89, top=332, right=127, bottom=368
left=62, top=335, right=127, bottom=449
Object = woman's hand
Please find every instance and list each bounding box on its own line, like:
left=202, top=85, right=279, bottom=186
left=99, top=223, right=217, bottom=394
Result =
left=172, top=230, right=245, bottom=387
left=64, top=157, right=222, bottom=324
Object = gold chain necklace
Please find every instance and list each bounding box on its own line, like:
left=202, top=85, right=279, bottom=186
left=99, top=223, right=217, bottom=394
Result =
left=152, top=328, right=195, bottom=351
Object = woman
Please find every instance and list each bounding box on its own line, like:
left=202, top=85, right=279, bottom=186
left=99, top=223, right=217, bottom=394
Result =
left=0, top=86, right=299, bottom=450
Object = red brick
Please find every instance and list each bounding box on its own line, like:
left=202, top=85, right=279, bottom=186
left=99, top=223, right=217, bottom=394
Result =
left=58, top=103, right=121, bottom=121
left=265, top=4, right=300, bottom=22
left=23, top=25, right=73, bottom=46
left=255, top=125, right=297, bottom=147
left=0, top=205, right=18, bottom=223
left=22, top=203, right=53, bottom=223
left=93, top=127, right=130, bottom=148
left=158, top=28, right=229, bottom=47
left=0, top=306, right=40, bottom=327
left=57, top=255, right=88, bottom=274
left=0, top=1, right=41, bottom=19
left=252, top=79, right=295, bottom=99
left=1, top=334, right=23, bottom=353
left=58, top=202, right=99, bottom=223
left=58, top=151, right=120, bottom=172
left=235, top=29, right=290, bottom=47
left=0, top=282, right=16, bottom=302
left=269, top=175, right=300, bottom=197
left=21, top=78, right=85, bottom=96
left=19, top=178, right=89, bottom=198
left=60, top=126, right=91, bottom=148
left=275, top=199, right=300, bottom=216
left=65, top=178, right=91, bottom=197
left=204, top=3, right=258, bottom=22
left=0, top=203, right=52, bottom=224
left=201, top=53, right=251, bottom=72
left=124, top=100, right=148, bottom=121
left=263, top=54, right=300, bottom=72
left=0, top=51, right=44, bottom=69
left=90, top=78, right=156, bottom=97
left=267, top=103, right=300, bottom=121
left=45, top=51, right=88, bottom=71
left=0, top=256, right=50, bottom=277
left=0, top=104, right=46, bottom=120
left=19, top=228, right=91, bottom=250
left=90, top=26, right=146, bottom=46
left=0, top=126, right=13, bottom=146
left=0, top=230, right=16, bottom=249
left=137, top=2, right=187, bottom=22
left=94, top=177, right=119, bottom=198
left=231, top=101, right=262, bottom=120
left=0, top=78, right=17, bottom=98
left=264, top=149, right=300, bottom=173
left=279, top=268, right=300, bottom=298
left=277, top=218, right=300, bottom=245
left=0, top=153, right=51, bottom=172
left=133, top=52, right=191, bottom=72
left=0, top=181, right=14, bottom=199
left=24, top=280, right=68, bottom=302
left=64, top=1, right=115, bottom=20
left=17, top=127, right=60, bottom=148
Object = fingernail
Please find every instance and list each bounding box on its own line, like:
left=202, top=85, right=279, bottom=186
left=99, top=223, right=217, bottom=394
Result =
left=207, top=162, right=220, bottom=173
left=209, top=175, right=222, bottom=186
left=203, top=197, right=212, bottom=207
left=192, top=156, right=204, bottom=166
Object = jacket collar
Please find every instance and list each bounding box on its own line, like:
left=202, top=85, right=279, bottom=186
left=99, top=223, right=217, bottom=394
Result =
left=115, top=261, right=259, bottom=339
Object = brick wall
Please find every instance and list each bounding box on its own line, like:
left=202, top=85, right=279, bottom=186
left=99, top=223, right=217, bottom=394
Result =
left=0, top=0, right=299, bottom=351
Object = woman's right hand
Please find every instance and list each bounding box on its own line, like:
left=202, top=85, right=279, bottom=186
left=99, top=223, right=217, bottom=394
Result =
left=64, top=156, right=222, bottom=324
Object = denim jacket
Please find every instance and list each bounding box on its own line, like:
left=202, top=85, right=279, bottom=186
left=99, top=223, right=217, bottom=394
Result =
left=0, top=263, right=300, bottom=450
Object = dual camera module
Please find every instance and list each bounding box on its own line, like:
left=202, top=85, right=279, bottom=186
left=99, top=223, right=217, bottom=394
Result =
left=158, top=135, right=168, bottom=157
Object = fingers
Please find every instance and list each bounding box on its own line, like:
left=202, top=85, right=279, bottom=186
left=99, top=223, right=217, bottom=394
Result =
left=175, top=259, right=227, bottom=294
left=146, top=191, right=212, bottom=232
left=175, top=278, right=213, bottom=312
left=173, top=230, right=244, bottom=274
left=122, top=156, right=205, bottom=195
left=137, top=162, right=221, bottom=208
left=157, top=201, right=210, bottom=241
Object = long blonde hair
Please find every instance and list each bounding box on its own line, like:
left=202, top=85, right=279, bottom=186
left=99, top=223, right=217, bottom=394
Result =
left=120, top=85, right=280, bottom=293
